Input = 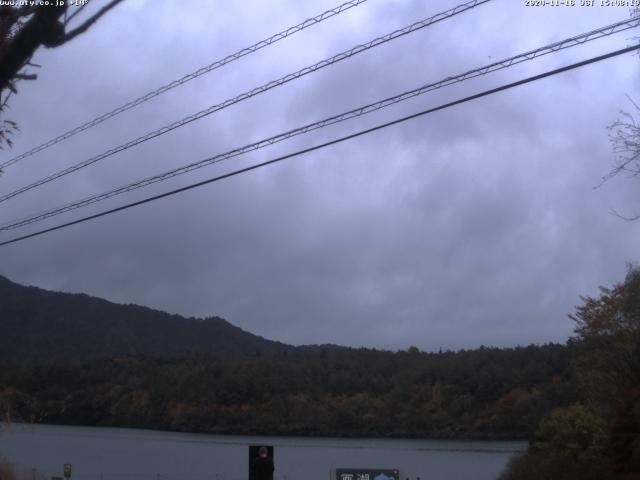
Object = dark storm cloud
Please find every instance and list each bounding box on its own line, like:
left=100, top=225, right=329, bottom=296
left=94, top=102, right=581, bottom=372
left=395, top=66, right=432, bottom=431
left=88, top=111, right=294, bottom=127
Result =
left=1, top=0, right=639, bottom=350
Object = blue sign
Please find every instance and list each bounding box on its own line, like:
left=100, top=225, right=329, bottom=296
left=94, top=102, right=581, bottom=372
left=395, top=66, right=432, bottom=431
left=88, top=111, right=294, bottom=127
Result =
left=336, top=468, right=400, bottom=480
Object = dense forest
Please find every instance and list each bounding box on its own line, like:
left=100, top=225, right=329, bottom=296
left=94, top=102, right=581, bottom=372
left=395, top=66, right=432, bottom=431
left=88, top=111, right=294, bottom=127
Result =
left=0, top=344, right=572, bottom=439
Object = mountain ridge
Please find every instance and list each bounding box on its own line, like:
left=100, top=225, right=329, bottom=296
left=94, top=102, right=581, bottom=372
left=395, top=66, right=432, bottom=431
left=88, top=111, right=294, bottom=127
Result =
left=0, top=274, right=303, bottom=362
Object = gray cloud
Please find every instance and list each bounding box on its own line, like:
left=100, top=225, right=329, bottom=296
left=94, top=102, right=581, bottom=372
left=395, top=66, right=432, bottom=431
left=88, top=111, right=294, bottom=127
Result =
left=1, top=0, right=639, bottom=351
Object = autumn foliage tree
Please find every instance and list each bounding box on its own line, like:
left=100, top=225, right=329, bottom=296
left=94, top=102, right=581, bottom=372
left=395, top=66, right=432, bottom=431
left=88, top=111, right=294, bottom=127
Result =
left=569, top=265, right=640, bottom=410
left=499, top=404, right=612, bottom=480
left=501, top=266, right=640, bottom=480
left=570, top=265, right=640, bottom=479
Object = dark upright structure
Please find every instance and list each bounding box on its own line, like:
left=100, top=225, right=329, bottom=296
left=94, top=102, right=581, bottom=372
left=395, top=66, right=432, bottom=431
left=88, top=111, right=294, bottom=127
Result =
left=249, top=445, right=274, bottom=480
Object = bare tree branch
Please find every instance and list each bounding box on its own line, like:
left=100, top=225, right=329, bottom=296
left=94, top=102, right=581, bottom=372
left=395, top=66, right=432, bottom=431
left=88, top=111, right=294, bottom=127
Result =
left=602, top=95, right=640, bottom=220
left=13, top=73, right=36, bottom=81
left=610, top=208, right=640, bottom=222
left=55, top=0, right=124, bottom=46
left=0, top=1, right=125, bottom=150
left=0, top=5, right=66, bottom=91
left=604, top=95, right=640, bottom=182
left=64, top=2, right=90, bottom=27
left=0, top=6, right=38, bottom=20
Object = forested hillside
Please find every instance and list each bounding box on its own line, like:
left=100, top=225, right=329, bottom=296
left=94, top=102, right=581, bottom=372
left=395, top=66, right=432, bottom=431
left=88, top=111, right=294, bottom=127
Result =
left=0, top=275, right=294, bottom=360
left=0, top=344, right=573, bottom=439
left=0, top=274, right=576, bottom=439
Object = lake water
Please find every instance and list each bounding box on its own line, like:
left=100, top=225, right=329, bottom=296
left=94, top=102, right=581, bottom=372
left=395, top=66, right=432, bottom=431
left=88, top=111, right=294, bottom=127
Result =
left=0, top=424, right=525, bottom=480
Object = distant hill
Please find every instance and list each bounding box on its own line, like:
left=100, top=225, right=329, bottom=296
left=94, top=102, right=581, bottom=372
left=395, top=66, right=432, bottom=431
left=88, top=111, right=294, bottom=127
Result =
left=0, top=276, right=576, bottom=440
left=0, top=275, right=298, bottom=362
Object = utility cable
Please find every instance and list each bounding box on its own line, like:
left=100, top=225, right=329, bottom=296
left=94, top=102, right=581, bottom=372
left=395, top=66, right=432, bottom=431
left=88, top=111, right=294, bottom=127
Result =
left=1, top=43, right=637, bottom=247
left=1, top=16, right=637, bottom=232
left=0, top=0, right=370, bottom=170
left=0, top=0, right=492, bottom=203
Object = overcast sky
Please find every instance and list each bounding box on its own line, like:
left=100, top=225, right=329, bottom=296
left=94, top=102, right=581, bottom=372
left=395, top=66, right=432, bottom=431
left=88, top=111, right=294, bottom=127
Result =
left=1, top=0, right=639, bottom=351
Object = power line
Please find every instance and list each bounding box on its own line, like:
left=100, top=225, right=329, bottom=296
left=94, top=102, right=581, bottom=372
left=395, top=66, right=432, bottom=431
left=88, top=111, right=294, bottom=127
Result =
left=0, top=0, right=370, bottom=170
left=1, top=44, right=637, bottom=248
left=2, top=16, right=637, bottom=232
left=0, top=0, right=492, bottom=204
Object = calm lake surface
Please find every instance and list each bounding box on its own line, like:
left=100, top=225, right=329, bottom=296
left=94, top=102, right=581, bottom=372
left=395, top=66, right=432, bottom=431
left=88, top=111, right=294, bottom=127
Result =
left=0, top=424, right=525, bottom=480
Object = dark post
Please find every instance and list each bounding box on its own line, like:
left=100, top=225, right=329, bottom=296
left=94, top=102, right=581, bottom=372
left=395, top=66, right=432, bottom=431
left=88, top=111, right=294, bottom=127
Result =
left=248, top=445, right=274, bottom=480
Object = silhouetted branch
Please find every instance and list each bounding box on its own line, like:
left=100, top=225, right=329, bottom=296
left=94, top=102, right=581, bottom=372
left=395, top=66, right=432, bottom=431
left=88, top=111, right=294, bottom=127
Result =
left=13, top=73, right=36, bottom=81
left=0, top=1, right=124, bottom=150
left=55, top=0, right=124, bottom=45
left=610, top=208, right=640, bottom=222
left=605, top=95, right=640, bottom=183
left=64, top=2, right=89, bottom=26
